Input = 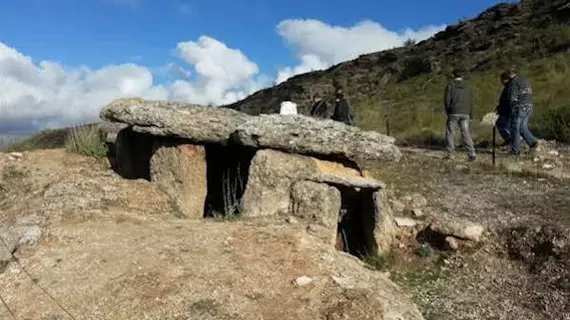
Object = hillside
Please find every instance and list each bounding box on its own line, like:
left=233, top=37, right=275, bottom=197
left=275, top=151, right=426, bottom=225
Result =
left=226, top=0, right=570, bottom=143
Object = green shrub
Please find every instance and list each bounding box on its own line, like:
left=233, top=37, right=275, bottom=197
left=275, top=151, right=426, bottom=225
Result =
left=65, top=125, right=108, bottom=158
left=534, top=104, right=570, bottom=142
left=5, top=129, right=68, bottom=152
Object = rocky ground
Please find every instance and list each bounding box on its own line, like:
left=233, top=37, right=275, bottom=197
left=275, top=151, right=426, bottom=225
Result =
left=0, top=144, right=569, bottom=320
left=0, top=150, right=421, bottom=320
left=370, top=143, right=570, bottom=320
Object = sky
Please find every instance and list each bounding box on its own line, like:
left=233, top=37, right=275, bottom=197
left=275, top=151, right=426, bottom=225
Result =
left=0, top=0, right=510, bottom=134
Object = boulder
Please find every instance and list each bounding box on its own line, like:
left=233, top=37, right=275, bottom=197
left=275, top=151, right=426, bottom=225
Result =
left=241, top=149, right=385, bottom=218
left=290, top=181, right=341, bottom=245
left=481, top=112, right=499, bottom=126
left=372, top=190, right=398, bottom=254
left=429, top=216, right=485, bottom=243
left=150, top=140, right=207, bottom=218
left=241, top=150, right=316, bottom=217
left=100, top=98, right=247, bottom=144
left=100, top=98, right=401, bottom=164
left=233, top=114, right=402, bottom=163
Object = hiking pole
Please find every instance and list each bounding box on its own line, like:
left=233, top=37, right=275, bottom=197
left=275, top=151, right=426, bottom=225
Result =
left=493, top=125, right=497, bottom=167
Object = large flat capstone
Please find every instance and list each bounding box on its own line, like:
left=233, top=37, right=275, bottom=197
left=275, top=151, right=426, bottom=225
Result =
left=100, top=98, right=402, bottom=163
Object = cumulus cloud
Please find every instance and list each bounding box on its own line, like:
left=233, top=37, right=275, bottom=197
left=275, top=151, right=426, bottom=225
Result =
left=0, top=42, right=168, bottom=132
left=276, top=19, right=445, bottom=83
left=172, top=36, right=264, bottom=105
left=0, top=18, right=446, bottom=133
left=0, top=37, right=266, bottom=132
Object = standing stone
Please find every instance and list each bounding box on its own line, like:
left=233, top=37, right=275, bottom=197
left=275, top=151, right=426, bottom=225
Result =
left=290, top=181, right=341, bottom=245
left=241, top=150, right=316, bottom=217
left=373, top=190, right=398, bottom=255
left=150, top=140, right=207, bottom=219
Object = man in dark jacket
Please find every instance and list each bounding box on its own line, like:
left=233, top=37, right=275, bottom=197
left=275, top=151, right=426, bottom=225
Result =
left=309, top=94, right=330, bottom=119
left=332, top=91, right=354, bottom=125
left=502, top=69, right=538, bottom=155
left=495, top=72, right=513, bottom=146
left=444, top=68, right=476, bottom=161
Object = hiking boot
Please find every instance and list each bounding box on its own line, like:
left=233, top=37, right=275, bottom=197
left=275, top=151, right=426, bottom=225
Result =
left=468, top=155, right=476, bottom=162
left=529, top=141, right=539, bottom=149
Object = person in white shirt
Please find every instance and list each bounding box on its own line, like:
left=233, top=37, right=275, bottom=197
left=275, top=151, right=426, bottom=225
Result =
left=279, top=100, right=298, bottom=115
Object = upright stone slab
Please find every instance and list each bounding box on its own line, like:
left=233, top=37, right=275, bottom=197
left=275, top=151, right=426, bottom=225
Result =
left=241, top=150, right=315, bottom=217
left=150, top=140, right=207, bottom=219
left=290, top=181, right=341, bottom=245
left=373, top=189, right=398, bottom=254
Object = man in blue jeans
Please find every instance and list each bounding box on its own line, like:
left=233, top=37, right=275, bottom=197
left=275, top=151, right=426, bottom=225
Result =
left=495, top=72, right=513, bottom=146
left=502, top=69, right=538, bottom=156
left=444, top=68, right=476, bottom=161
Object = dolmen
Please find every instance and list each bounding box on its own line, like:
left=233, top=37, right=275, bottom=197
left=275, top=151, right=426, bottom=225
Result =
left=100, top=97, right=403, bottom=256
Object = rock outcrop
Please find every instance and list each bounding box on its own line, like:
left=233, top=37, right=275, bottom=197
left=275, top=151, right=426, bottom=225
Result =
left=100, top=98, right=402, bottom=163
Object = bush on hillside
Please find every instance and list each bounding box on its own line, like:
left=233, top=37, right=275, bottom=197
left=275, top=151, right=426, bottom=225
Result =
left=65, top=125, right=108, bottom=158
left=534, top=104, right=570, bottom=142
left=5, top=129, right=69, bottom=152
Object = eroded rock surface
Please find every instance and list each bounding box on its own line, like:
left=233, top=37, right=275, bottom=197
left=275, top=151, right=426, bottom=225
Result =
left=100, top=98, right=401, bottom=163
left=0, top=148, right=424, bottom=320
left=150, top=140, right=207, bottom=218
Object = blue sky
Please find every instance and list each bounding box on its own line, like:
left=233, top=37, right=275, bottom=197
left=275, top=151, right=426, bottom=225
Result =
left=1, top=0, right=506, bottom=72
left=0, top=0, right=510, bottom=133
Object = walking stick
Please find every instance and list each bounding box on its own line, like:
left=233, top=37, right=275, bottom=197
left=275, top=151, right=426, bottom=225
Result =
left=493, top=125, right=497, bottom=166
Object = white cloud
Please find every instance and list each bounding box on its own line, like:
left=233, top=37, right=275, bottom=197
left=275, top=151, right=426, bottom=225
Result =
left=276, top=19, right=445, bottom=83
left=0, top=18, right=445, bottom=133
left=172, top=36, right=264, bottom=105
left=0, top=42, right=168, bottom=132
left=0, top=37, right=266, bottom=132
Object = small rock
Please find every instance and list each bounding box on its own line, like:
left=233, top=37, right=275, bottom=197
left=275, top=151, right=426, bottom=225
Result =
left=542, top=163, right=555, bottom=170
left=285, top=216, right=298, bottom=224
left=411, top=208, right=424, bottom=218
left=17, top=215, right=42, bottom=226
left=400, top=193, right=427, bottom=210
left=430, top=217, right=484, bottom=242
left=548, top=150, right=560, bottom=157
left=294, top=276, right=313, bottom=287
left=14, top=226, right=42, bottom=245
left=481, top=113, right=499, bottom=126
left=306, top=224, right=319, bottom=234
left=8, top=152, right=23, bottom=160
left=445, top=236, right=459, bottom=251
left=389, top=199, right=406, bottom=214
left=394, top=217, right=419, bottom=228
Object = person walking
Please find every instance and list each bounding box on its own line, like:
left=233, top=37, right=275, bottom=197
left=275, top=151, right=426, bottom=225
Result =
left=444, top=68, right=476, bottom=161
left=495, top=71, right=513, bottom=146
left=502, top=68, right=538, bottom=156
left=309, top=94, right=330, bottom=119
left=331, top=91, right=354, bottom=125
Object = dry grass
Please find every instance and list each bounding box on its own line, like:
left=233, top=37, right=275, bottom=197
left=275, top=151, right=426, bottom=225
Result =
left=65, top=125, right=108, bottom=158
left=353, top=51, right=570, bottom=145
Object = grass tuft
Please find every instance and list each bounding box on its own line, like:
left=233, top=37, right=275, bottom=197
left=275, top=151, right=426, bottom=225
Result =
left=64, top=125, right=108, bottom=158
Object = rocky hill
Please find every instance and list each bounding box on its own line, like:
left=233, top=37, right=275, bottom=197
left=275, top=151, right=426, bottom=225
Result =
left=226, top=0, right=570, bottom=143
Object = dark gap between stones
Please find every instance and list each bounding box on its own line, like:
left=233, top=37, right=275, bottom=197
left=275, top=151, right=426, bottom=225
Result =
left=203, top=143, right=256, bottom=218
left=336, top=186, right=378, bottom=258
